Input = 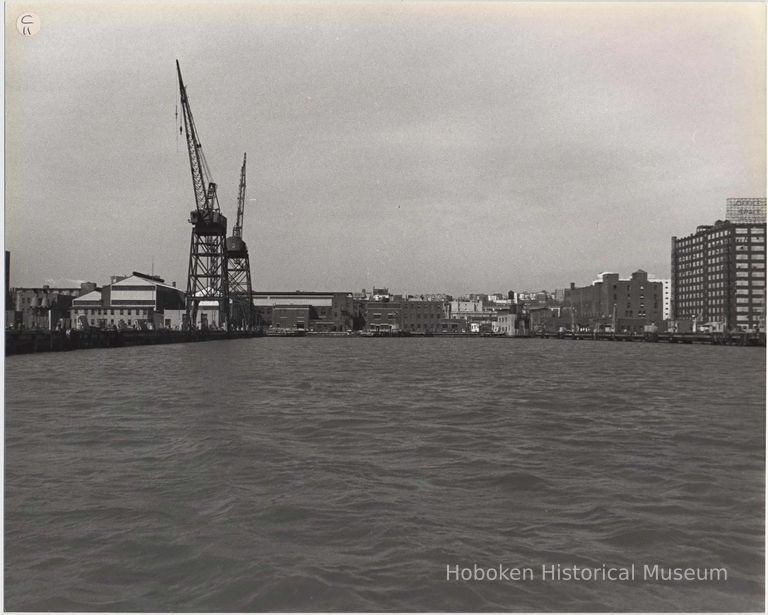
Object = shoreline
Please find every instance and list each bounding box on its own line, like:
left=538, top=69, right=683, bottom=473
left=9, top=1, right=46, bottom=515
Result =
left=5, top=328, right=764, bottom=356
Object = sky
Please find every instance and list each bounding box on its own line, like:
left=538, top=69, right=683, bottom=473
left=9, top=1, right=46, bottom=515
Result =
left=5, top=1, right=766, bottom=295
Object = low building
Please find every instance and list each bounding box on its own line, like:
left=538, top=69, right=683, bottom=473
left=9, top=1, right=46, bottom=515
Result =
left=71, top=272, right=185, bottom=329
left=10, top=281, right=97, bottom=330
left=437, top=318, right=469, bottom=334
left=272, top=305, right=314, bottom=331
left=252, top=291, right=354, bottom=332
left=529, top=306, right=569, bottom=333
left=364, top=295, right=447, bottom=333
left=493, top=305, right=531, bottom=336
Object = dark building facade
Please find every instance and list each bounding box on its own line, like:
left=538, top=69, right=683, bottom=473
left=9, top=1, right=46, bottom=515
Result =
left=364, top=297, right=446, bottom=333
left=10, top=282, right=97, bottom=330
left=671, top=219, right=766, bottom=331
left=252, top=292, right=354, bottom=332
left=564, top=270, right=663, bottom=333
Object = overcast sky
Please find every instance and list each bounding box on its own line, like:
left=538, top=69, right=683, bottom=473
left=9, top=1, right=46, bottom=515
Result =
left=5, top=1, right=766, bottom=294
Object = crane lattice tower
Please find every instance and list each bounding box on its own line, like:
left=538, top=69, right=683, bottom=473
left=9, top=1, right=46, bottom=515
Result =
left=176, top=60, right=229, bottom=330
left=225, top=153, right=255, bottom=330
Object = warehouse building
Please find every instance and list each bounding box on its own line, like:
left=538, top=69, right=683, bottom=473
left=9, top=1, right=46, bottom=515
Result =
left=564, top=270, right=664, bottom=333
left=252, top=291, right=354, bottom=332
left=71, top=272, right=185, bottom=329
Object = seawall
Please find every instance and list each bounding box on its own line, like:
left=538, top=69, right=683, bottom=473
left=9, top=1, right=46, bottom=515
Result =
left=5, top=329, right=264, bottom=356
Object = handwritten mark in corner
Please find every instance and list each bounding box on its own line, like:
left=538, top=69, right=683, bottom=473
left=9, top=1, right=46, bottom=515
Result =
left=17, top=13, right=41, bottom=37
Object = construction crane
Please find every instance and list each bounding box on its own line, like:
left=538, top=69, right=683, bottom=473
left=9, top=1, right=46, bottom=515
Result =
left=176, top=60, right=229, bottom=330
left=225, top=153, right=255, bottom=330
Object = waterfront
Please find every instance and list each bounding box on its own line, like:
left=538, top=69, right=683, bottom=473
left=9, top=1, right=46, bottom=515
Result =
left=5, top=339, right=765, bottom=611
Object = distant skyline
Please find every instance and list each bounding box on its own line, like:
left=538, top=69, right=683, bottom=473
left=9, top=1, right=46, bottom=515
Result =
left=5, top=2, right=766, bottom=295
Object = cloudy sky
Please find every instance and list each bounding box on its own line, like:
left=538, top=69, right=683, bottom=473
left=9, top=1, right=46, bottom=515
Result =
left=5, top=1, right=765, bottom=294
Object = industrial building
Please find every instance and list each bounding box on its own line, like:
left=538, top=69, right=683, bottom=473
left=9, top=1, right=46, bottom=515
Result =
left=9, top=281, right=97, bottom=330
left=564, top=270, right=664, bottom=333
left=364, top=295, right=446, bottom=333
left=252, top=291, right=355, bottom=332
left=71, top=272, right=185, bottom=329
left=671, top=218, right=766, bottom=331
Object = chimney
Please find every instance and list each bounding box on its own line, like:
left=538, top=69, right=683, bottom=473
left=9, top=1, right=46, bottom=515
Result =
left=172, top=281, right=176, bottom=288
left=570, top=282, right=575, bottom=289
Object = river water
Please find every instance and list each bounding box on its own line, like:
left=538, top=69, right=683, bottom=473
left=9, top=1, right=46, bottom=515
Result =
left=4, top=338, right=765, bottom=611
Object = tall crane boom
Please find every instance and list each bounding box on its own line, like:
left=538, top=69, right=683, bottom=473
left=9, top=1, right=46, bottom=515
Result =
left=176, top=60, right=228, bottom=331
left=234, top=153, right=247, bottom=239
left=176, top=59, right=218, bottom=213
left=224, top=152, right=255, bottom=331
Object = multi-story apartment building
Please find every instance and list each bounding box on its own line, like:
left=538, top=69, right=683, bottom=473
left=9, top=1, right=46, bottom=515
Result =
left=564, top=270, right=663, bottom=332
left=671, top=219, right=766, bottom=331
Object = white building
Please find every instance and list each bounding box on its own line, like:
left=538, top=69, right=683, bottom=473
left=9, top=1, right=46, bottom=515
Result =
left=71, top=272, right=185, bottom=329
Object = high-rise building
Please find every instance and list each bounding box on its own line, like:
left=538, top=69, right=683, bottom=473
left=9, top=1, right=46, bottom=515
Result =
left=671, top=219, right=766, bottom=331
left=725, top=198, right=766, bottom=224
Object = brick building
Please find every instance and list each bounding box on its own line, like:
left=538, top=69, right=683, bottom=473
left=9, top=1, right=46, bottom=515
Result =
left=252, top=292, right=354, bottom=332
left=10, top=281, right=97, bottom=330
left=671, top=219, right=766, bottom=331
left=564, top=270, right=663, bottom=333
left=364, top=296, right=447, bottom=333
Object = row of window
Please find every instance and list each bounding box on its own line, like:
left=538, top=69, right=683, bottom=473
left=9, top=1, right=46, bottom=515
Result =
left=73, top=308, right=148, bottom=316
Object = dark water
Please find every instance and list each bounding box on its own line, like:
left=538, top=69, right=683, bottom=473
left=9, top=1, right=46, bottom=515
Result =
left=5, top=338, right=765, bottom=611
